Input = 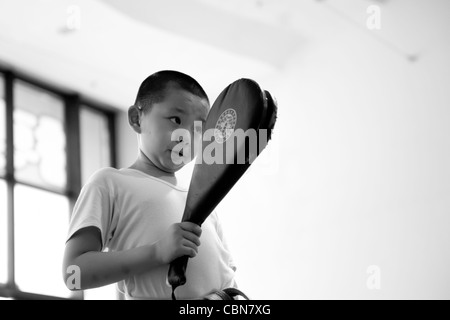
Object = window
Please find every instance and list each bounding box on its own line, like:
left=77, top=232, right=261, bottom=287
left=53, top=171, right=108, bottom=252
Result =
left=80, top=106, right=112, bottom=185
left=0, top=76, right=5, bottom=175
left=14, top=185, right=70, bottom=297
left=0, top=70, right=116, bottom=299
left=0, top=181, right=7, bottom=284
left=0, top=76, right=7, bottom=286
left=14, top=81, right=66, bottom=191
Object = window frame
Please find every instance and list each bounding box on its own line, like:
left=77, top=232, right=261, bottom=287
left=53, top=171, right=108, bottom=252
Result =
left=0, top=67, right=117, bottom=300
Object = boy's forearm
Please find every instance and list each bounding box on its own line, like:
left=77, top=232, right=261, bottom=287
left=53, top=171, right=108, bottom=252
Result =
left=69, top=244, right=162, bottom=290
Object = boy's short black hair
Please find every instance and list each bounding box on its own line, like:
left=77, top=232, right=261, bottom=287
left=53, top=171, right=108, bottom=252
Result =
left=134, top=70, right=209, bottom=113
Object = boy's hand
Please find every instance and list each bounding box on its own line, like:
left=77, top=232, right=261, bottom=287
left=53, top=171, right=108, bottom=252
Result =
left=154, top=222, right=202, bottom=264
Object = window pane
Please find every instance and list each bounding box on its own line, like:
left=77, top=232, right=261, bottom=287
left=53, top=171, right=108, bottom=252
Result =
left=14, top=81, right=66, bottom=191
left=0, top=181, right=7, bottom=284
left=14, top=184, right=71, bottom=298
left=0, top=76, right=5, bottom=176
left=80, top=106, right=111, bottom=185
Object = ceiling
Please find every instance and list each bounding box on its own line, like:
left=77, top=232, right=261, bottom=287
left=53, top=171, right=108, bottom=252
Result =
left=0, top=0, right=445, bottom=110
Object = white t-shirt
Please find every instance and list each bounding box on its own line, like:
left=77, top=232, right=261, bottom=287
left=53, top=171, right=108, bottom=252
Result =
left=67, top=168, right=237, bottom=300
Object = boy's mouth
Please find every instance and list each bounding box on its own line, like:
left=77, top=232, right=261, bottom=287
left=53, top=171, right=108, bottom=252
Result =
left=171, top=149, right=184, bottom=157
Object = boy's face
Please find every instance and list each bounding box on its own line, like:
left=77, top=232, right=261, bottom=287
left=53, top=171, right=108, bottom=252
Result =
left=138, top=85, right=209, bottom=173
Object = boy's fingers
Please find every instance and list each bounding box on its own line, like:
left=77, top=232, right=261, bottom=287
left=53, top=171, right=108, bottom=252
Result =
left=181, top=230, right=201, bottom=247
left=182, top=239, right=198, bottom=254
left=179, top=222, right=202, bottom=237
left=183, top=248, right=197, bottom=258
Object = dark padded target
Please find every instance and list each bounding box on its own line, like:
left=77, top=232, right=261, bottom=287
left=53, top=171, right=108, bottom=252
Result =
left=168, top=78, right=278, bottom=296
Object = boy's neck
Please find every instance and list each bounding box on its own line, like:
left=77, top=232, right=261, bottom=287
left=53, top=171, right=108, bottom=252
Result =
left=129, top=150, right=178, bottom=185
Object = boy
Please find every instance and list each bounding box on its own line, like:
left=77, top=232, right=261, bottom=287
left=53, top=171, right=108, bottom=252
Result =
left=63, top=71, right=237, bottom=299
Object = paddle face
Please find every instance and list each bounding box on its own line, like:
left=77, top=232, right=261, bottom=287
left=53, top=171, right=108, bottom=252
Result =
left=168, top=78, right=278, bottom=291
left=183, top=78, right=270, bottom=224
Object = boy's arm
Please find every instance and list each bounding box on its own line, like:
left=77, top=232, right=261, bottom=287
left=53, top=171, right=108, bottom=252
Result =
left=63, top=223, right=201, bottom=291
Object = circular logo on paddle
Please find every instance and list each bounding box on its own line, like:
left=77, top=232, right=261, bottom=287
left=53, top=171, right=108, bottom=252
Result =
left=214, top=108, right=237, bottom=144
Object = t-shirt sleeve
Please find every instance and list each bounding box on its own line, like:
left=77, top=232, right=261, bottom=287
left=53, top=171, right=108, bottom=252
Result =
left=66, top=178, right=115, bottom=249
left=213, top=211, right=237, bottom=272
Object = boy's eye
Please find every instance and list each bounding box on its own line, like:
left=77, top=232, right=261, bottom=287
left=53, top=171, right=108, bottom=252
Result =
left=170, top=117, right=181, bottom=125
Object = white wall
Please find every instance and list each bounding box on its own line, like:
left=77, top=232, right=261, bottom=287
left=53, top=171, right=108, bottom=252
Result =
left=217, top=10, right=450, bottom=300
left=116, top=3, right=450, bottom=300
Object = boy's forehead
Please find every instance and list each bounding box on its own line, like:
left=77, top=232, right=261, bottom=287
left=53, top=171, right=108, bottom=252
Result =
left=156, top=86, right=209, bottom=119
left=164, top=86, right=209, bottom=107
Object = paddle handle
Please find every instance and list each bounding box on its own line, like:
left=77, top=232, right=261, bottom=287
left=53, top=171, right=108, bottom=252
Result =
left=168, top=255, right=189, bottom=289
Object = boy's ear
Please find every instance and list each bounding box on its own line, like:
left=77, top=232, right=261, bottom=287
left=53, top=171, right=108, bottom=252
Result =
left=128, top=105, right=142, bottom=134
